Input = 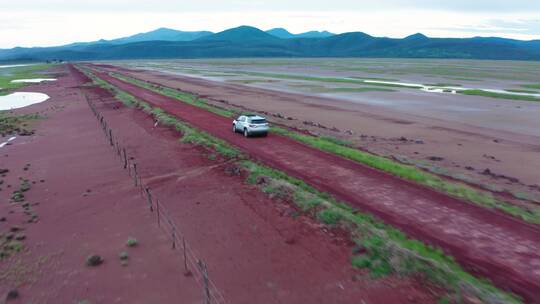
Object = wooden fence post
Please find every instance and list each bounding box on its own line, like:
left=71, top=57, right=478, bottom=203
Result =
left=123, top=148, right=128, bottom=169
left=145, top=188, right=153, bottom=212
left=198, top=260, right=211, bottom=304
left=183, top=237, right=192, bottom=276
left=172, top=225, right=177, bottom=249
left=133, top=163, right=138, bottom=186
left=156, top=199, right=160, bottom=227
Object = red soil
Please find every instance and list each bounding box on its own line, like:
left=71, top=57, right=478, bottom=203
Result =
left=88, top=65, right=540, bottom=302
left=0, top=65, right=439, bottom=303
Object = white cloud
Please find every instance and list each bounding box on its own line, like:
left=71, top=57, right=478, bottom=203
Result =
left=0, top=7, right=539, bottom=48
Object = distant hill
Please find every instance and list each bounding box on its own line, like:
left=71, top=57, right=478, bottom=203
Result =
left=198, top=26, right=278, bottom=42
left=1, top=25, right=540, bottom=61
left=110, top=28, right=213, bottom=43
left=64, top=28, right=213, bottom=48
left=266, top=28, right=334, bottom=39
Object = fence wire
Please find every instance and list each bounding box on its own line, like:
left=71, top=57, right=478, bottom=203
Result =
left=84, top=93, right=226, bottom=304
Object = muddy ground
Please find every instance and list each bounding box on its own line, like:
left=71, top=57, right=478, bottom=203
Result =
left=88, top=66, right=540, bottom=302
left=109, top=59, right=540, bottom=205
left=0, top=65, right=440, bottom=303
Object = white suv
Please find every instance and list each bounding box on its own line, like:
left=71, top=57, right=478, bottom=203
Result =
left=232, top=114, right=269, bottom=137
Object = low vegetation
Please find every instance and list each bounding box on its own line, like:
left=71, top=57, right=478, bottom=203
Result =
left=424, top=83, right=461, bottom=87
left=0, top=112, right=39, bottom=137
left=229, top=71, right=423, bottom=88
left=85, top=254, right=104, bottom=266
left=459, top=89, right=540, bottom=102
left=111, top=72, right=236, bottom=118
left=316, top=87, right=395, bottom=93
left=0, top=64, right=53, bottom=96
left=99, top=68, right=540, bottom=224
left=241, top=160, right=520, bottom=303
left=82, top=67, right=241, bottom=159
left=126, top=238, right=138, bottom=247
left=82, top=66, right=520, bottom=303
left=520, top=83, right=540, bottom=90
left=505, top=89, right=539, bottom=94
left=271, top=127, right=540, bottom=224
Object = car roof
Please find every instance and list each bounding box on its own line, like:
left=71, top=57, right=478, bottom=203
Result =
left=240, top=114, right=265, bottom=119
left=247, top=115, right=266, bottom=120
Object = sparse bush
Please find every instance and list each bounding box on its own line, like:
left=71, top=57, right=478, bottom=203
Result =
left=86, top=255, right=103, bottom=267
left=119, top=251, right=129, bottom=260
left=126, top=238, right=138, bottom=247
left=317, top=209, right=342, bottom=225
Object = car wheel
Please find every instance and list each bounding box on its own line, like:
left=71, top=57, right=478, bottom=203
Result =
left=232, top=124, right=236, bottom=133
left=244, top=129, right=249, bottom=137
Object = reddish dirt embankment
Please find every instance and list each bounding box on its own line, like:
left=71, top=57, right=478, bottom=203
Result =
left=89, top=66, right=540, bottom=302
left=98, top=64, right=540, bottom=203
left=0, top=64, right=439, bottom=303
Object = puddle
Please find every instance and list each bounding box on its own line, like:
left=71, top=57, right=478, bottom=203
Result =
left=0, top=64, right=33, bottom=69
left=0, top=92, right=50, bottom=110
left=0, top=136, right=16, bottom=148
left=363, top=80, right=423, bottom=88
left=11, top=78, right=56, bottom=83
left=421, top=87, right=457, bottom=94
left=363, top=79, right=540, bottom=98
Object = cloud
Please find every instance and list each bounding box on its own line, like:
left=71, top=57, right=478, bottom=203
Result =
left=3, top=0, right=540, bottom=13
left=434, top=19, right=540, bottom=36
left=1, top=3, right=539, bottom=48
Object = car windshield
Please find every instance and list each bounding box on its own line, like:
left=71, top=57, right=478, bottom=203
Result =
left=250, top=119, right=267, bottom=124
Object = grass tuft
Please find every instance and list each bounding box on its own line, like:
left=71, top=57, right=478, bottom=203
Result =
left=126, top=238, right=138, bottom=247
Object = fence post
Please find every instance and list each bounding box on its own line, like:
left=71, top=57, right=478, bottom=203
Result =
left=183, top=237, right=192, bottom=276
left=172, top=225, right=177, bottom=249
left=123, top=148, right=128, bottom=169
left=109, top=129, right=113, bottom=146
left=198, top=260, right=211, bottom=304
left=145, top=188, right=153, bottom=212
left=156, top=199, right=160, bottom=227
left=133, top=163, right=138, bottom=186
left=139, top=176, right=144, bottom=196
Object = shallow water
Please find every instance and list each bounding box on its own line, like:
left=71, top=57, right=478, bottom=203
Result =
left=0, top=64, right=33, bottom=69
left=0, top=137, right=16, bottom=148
left=11, top=78, right=56, bottom=83
left=364, top=80, right=540, bottom=98
left=0, top=92, right=49, bottom=110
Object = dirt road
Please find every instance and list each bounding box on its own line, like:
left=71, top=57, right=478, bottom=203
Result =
left=100, top=64, right=540, bottom=203
left=1, top=65, right=438, bottom=303
left=88, top=66, right=540, bottom=301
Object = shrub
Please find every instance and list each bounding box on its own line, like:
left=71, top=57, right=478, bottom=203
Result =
left=126, top=238, right=138, bottom=247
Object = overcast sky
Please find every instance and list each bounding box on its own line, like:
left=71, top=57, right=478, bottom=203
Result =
left=1, top=0, right=540, bottom=48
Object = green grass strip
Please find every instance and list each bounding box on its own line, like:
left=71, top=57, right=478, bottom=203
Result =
left=271, top=127, right=540, bottom=224
left=459, top=89, right=540, bottom=102
left=229, top=71, right=422, bottom=88
left=316, top=87, right=395, bottom=93
left=242, top=160, right=521, bottom=303
left=505, top=89, right=539, bottom=94
left=102, top=68, right=539, bottom=224
left=80, top=67, right=241, bottom=159
left=521, top=83, right=540, bottom=90
left=81, top=65, right=520, bottom=302
left=110, top=73, right=236, bottom=118
left=0, top=64, right=55, bottom=96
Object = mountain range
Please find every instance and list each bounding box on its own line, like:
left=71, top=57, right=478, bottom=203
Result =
left=1, top=25, right=539, bottom=61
